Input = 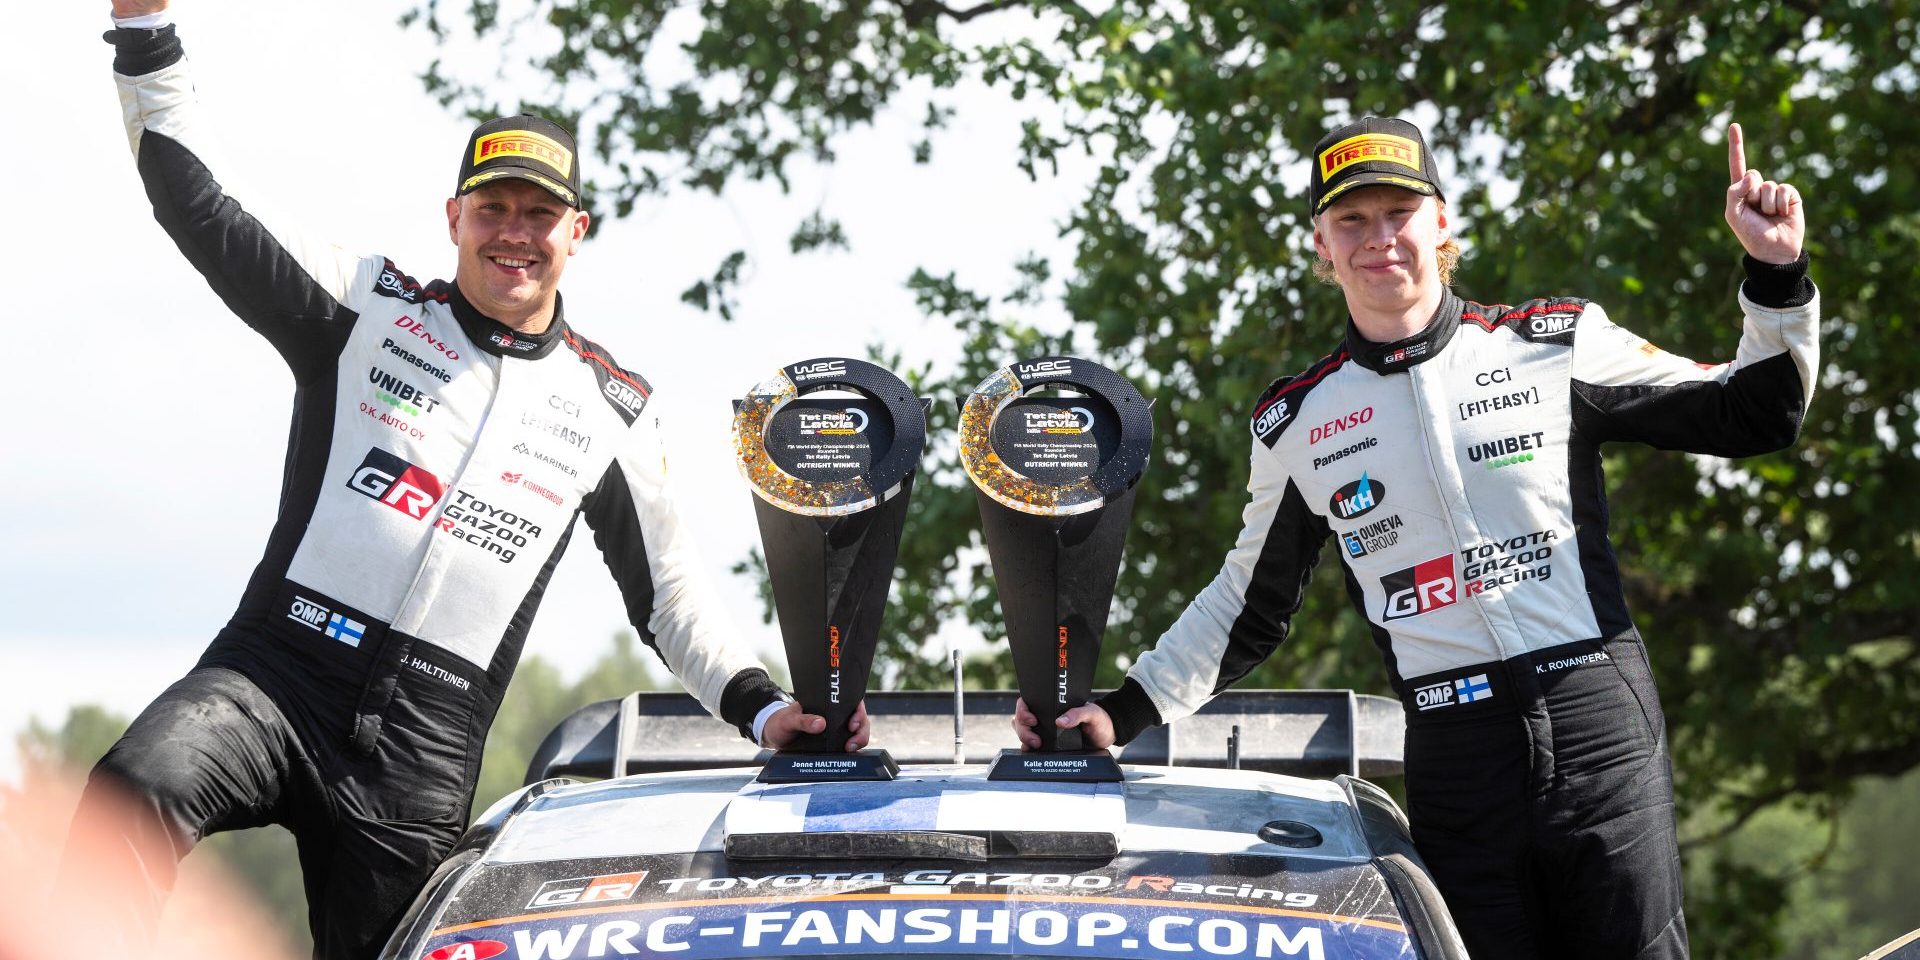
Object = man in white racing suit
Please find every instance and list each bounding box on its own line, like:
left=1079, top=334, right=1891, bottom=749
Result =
left=1016, top=116, right=1818, bottom=958
left=76, top=3, right=867, bottom=957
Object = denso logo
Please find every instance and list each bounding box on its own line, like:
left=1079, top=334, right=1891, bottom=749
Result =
left=1309, top=406, right=1373, bottom=445
left=345, top=448, right=446, bottom=520
left=1380, top=555, right=1458, bottom=621
left=1530, top=313, right=1578, bottom=336
left=526, top=871, right=647, bottom=909
left=1015, top=359, right=1073, bottom=381
left=1254, top=397, right=1290, bottom=437
left=394, top=316, right=461, bottom=361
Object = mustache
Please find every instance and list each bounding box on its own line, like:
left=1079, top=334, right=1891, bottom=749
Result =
left=481, top=246, right=541, bottom=261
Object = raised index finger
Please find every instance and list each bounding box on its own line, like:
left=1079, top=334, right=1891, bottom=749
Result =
left=1728, top=122, right=1747, bottom=184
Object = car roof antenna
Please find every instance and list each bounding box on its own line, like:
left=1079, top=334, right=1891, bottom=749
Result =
left=952, top=648, right=966, bottom=765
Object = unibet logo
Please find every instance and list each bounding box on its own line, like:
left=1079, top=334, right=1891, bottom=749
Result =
left=525, top=872, right=647, bottom=909
left=345, top=448, right=446, bottom=520
left=1380, top=555, right=1458, bottom=621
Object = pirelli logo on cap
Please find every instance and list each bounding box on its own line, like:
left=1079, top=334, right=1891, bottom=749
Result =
left=1319, top=133, right=1422, bottom=179
left=475, top=130, right=574, bottom=178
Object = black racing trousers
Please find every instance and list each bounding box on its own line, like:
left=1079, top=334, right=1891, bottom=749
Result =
left=1403, top=637, right=1689, bottom=959
left=67, top=666, right=470, bottom=960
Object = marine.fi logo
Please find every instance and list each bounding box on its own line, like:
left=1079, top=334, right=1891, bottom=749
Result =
left=1414, top=674, right=1493, bottom=711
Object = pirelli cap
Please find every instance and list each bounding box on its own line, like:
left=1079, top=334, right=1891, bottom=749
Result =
left=456, top=115, right=582, bottom=209
left=1308, top=117, right=1443, bottom=214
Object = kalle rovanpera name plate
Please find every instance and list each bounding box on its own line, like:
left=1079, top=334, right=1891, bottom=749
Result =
left=734, top=357, right=927, bottom=782
left=961, top=356, right=1152, bottom=781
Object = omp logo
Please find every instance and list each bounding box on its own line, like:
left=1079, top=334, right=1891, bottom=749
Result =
left=1530, top=313, right=1578, bottom=336
left=474, top=129, right=573, bottom=177
left=346, top=448, right=446, bottom=520
left=1253, top=397, right=1290, bottom=437
left=1319, top=133, right=1421, bottom=178
left=424, top=942, right=507, bottom=960
left=1413, top=680, right=1454, bottom=711
left=604, top=378, right=647, bottom=417
left=1380, top=555, right=1457, bottom=621
left=1014, top=359, right=1073, bottom=382
left=287, top=595, right=366, bottom=648
left=526, top=872, right=647, bottom=910
left=1329, top=473, right=1384, bottom=519
left=790, top=360, right=847, bottom=383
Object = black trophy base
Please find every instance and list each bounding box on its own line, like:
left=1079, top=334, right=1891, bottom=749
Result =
left=988, top=748, right=1123, bottom=783
left=758, top=749, right=900, bottom=783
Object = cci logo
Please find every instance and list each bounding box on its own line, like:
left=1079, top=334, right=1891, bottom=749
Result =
left=526, top=871, right=647, bottom=909
left=1329, top=473, right=1384, bottom=520
left=347, top=448, right=447, bottom=520
left=1380, top=555, right=1458, bottom=621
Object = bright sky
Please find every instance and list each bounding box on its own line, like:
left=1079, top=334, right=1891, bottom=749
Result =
left=0, top=1, right=1093, bottom=781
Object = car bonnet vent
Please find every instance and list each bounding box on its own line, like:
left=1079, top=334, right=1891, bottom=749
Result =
left=723, top=773, right=1124, bottom=861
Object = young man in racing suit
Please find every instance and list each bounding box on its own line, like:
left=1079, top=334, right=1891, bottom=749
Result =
left=1015, top=116, right=1818, bottom=957
left=76, top=3, right=869, bottom=957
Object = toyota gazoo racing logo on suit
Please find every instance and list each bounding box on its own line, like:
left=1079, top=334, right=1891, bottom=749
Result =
left=1379, top=555, right=1458, bottom=622
left=346, top=448, right=447, bottom=520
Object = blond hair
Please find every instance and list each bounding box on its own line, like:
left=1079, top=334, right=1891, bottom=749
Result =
left=1311, top=200, right=1460, bottom=287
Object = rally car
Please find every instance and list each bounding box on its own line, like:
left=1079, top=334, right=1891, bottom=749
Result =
left=375, top=689, right=1468, bottom=959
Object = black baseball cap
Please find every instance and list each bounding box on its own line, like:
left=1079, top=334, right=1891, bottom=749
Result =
left=1308, top=117, right=1443, bottom=215
left=455, top=115, right=583, bottom=209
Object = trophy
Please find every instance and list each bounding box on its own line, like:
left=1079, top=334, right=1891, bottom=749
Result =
left=733, top=357, right=927, bottom=782
left=961, top=356, right=1152, bottom=781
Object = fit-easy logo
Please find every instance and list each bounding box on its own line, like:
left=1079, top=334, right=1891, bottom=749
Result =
left=1329, top=473, right=1384, bottom=520
left=1014, top=359, right=1073, bottom=382
left=526, top=872, right=647, bottom=910
left=368, top=366, right=441, bottom=415
left=1309, top=406, right=1373, bottom=445
left=522, top=413, right=592, bottom=453
left=287, top=595, right=367, bottom=648
left=1381, top=555, right=1457, bottom=621
left=1467, top=431, right=1546, bottom=469
left=1458, top=386, right=1541, bottom=421
left=394, top=316, right=461, bottom=361
left=346, top=449, right=446, bottom=520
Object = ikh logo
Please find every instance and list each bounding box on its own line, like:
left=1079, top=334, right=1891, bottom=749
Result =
left=346, top=448, right=446, bottom=520
left=526, top=871, right=647, bottom=910
left=424, top=942, right=507, bottom=960
left=1380, top=555, right=1458, bottom=621
left=1329, top=473, right=1384, bottom=520
left=287, top=595, right=367, bottom=648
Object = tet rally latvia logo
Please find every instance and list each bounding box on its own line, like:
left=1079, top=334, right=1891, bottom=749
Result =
left=346, top=448, right=446, bottom=520
left=1380, top=554, right=1458, bottom=621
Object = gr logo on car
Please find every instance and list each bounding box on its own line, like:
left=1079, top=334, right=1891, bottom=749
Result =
left=527, top=871, right=648, bottom=909
left=346, top=448, right=445, bottom=520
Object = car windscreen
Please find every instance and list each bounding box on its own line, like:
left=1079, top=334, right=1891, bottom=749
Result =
left=415, top=852, right=1418, bottom=960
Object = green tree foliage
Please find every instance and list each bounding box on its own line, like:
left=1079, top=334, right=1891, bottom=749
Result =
left=409, top=0, right=1920, bottom=952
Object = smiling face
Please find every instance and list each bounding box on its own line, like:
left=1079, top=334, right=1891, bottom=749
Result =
left=1312, top=186, right=1449, bottom=319
left=445, top=179, right=589, bottom=329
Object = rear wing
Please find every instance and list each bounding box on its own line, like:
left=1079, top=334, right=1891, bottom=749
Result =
left=524, top=689, right=1403, bottom=785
